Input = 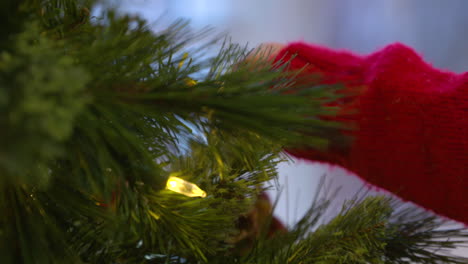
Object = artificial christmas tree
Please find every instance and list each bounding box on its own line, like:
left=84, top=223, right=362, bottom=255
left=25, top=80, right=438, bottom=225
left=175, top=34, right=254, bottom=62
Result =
left=0, top=1, right=467, bottom=263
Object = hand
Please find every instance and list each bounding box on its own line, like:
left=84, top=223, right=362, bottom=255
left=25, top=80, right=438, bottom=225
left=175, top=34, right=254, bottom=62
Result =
left=244, top=42, right=354, bottom=167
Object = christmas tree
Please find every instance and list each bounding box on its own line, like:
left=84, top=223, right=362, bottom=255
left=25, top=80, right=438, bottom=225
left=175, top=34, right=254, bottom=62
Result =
left=1, top=1, right=467, bottom=263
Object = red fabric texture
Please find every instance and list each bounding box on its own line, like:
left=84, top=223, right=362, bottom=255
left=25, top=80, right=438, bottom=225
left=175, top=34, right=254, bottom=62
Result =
left=275, top=42, right=468, bottom=225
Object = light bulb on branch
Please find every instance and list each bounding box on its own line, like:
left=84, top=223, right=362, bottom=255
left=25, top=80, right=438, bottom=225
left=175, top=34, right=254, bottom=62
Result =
left=166, top=175, right=206, bottom=198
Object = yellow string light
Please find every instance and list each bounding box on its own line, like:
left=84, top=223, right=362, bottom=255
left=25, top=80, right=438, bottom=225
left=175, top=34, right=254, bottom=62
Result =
left=185, top=78, right=197, bottom=86
left=178, top=52, right=198, bottom=87
left=178, top=52, right=189, bottom=69
left=166, top=175, right=207, bottom=198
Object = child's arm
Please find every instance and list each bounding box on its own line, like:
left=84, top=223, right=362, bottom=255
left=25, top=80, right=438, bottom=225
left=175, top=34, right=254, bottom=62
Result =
left=259, top=42, right=468, bottom=225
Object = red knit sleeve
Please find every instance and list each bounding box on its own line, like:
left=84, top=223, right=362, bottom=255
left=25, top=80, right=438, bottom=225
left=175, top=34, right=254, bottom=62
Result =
left=275, top=42, right=468, bottom=225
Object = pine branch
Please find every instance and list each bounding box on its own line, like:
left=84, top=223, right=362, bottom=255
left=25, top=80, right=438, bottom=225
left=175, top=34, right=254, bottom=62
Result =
left=1, top=1, right=467, bottom=264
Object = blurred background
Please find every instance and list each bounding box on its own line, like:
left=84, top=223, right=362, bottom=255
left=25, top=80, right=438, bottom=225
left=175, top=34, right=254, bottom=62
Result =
left=116, top=0, right=468, bottom=256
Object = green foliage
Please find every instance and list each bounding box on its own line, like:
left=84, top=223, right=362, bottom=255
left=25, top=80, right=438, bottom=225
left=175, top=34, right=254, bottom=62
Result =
left=288, top=197, right=392, bottom=264
left=0, top=22, right=90, bottom=186
left=204, top=194, right=468, bottom=264
left=0, top=0, right=467, bottom=264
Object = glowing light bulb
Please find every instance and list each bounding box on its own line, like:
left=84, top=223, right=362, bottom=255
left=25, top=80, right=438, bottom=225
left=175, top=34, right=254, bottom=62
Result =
left=166, top=175, right=206, bottom=198
left=168, top=180, right=177, bottom=188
